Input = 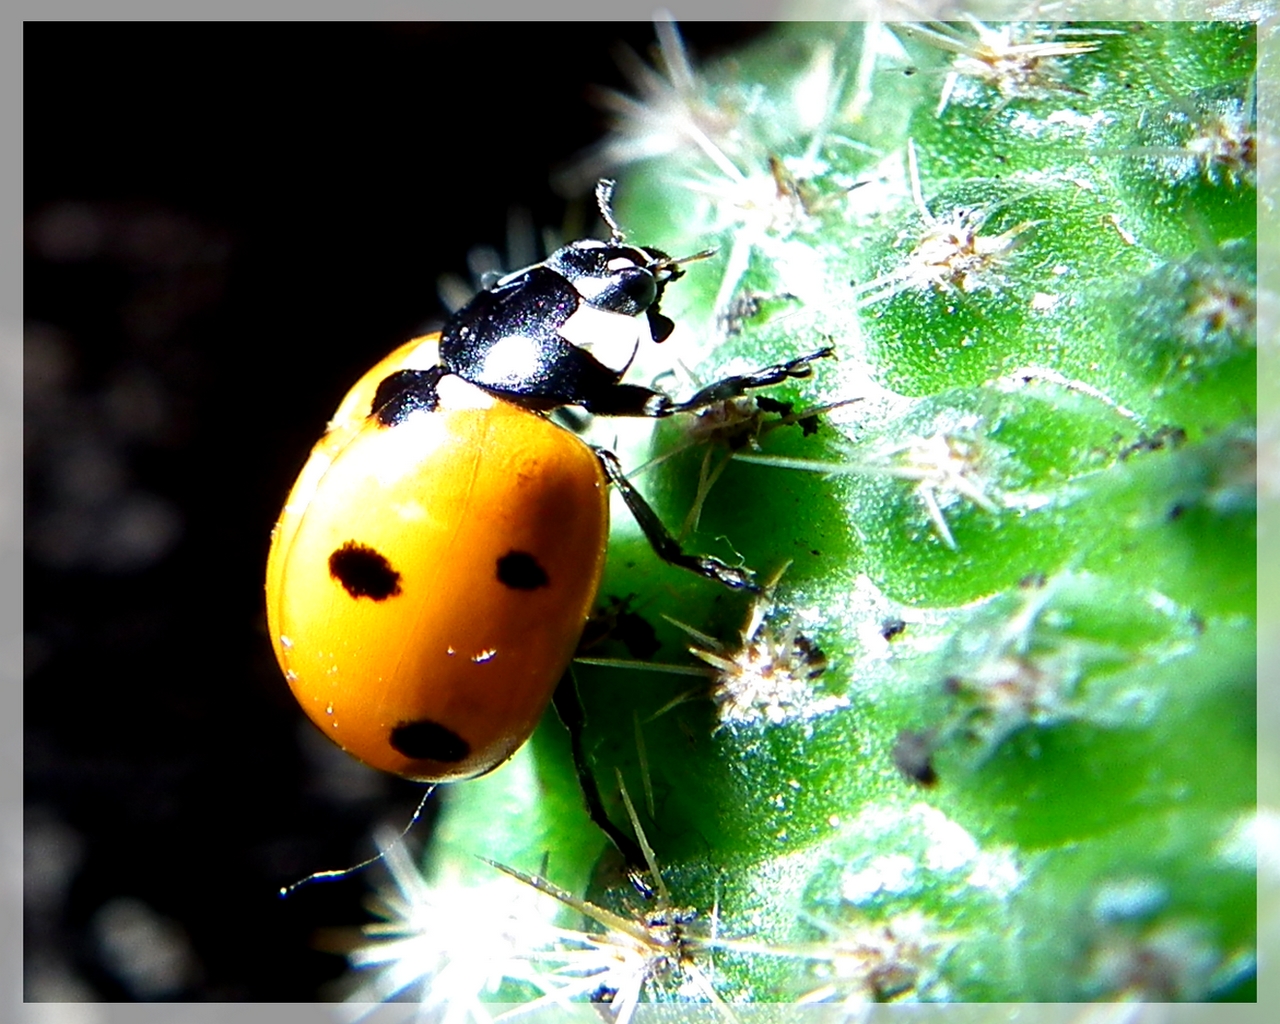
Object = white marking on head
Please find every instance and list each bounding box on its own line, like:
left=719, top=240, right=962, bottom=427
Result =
left=559, top=304, right=644, bottom=375
left=569, top=275, right=612, bottom=303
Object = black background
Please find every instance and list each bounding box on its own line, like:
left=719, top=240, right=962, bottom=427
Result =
left=24, top=22, right=765, bottom=1001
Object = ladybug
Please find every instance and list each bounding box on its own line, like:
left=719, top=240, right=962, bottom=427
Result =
left=266, top=181, right=831, bottom=789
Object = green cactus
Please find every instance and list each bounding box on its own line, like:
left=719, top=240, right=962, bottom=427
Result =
left=344, top=18, right=1257, bottom=1010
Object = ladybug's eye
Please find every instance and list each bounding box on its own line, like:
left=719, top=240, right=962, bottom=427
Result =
left=545, top=242, right=659, bottom=315
left=584, top=266, right=657, bottom=315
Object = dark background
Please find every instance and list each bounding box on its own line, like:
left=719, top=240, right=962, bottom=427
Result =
left=24, top=22, right=765, bottom=1001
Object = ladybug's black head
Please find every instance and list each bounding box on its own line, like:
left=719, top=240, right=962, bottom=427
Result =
left=544, top=240, right=664, bottom=317
left=543, top=239, right=717, bottom=346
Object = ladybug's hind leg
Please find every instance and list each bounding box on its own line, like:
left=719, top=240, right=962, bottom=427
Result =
left=552, top=670, right=645, bottom=869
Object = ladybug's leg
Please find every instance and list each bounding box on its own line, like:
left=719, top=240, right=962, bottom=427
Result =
left=587, top=347, right=834, bottom=588
left=595, top=449, right=759, bottom=592
left=552, top=670, right=645, bottom=868
left=658, top=345, right=835, bottom=416
left=579, top=346, right=834, bottom=417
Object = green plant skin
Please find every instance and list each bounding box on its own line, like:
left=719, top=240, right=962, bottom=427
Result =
left=391, top=19, right=1257, bottom=1006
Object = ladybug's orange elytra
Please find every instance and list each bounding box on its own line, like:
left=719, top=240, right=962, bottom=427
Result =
left=267, top=341, right=608, bottom=782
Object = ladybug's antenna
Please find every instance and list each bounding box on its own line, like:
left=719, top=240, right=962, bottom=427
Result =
left=595, top=177, right=716, bottom=275
left=669, top=246, right=718, bottom=267
left=278, top=785, right=436, bottom=897
left=649, top=246, right=718, bottom=279
left=595, top=178, right=625, bottom=243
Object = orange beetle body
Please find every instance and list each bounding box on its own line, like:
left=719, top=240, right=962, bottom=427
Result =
left=266, top=334, right=608, bottom=782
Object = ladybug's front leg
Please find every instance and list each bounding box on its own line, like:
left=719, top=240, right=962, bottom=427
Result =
left=586, top=347, right=835, bottom=590
left=580, top=346, right=835, bottom=417
left=657, top=345, right=835, bottom=415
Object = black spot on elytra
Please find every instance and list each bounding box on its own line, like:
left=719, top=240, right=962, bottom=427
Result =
left=372, top=366, right=447, bottom=426
left=329, top=541, right=402, bottom=600
left=496, top=550, right=549, bottom=590
left=390, top=719, right=470, bottom=762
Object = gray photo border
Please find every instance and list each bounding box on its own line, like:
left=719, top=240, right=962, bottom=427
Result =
left=7, top=1, right=1273, bottom=1022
